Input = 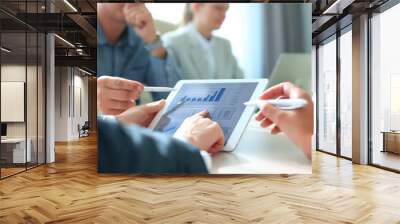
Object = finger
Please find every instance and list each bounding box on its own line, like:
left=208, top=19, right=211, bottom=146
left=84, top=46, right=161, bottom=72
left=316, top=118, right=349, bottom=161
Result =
left=260, top=104, right=286, bottom=127
left=134, top=11, right=151, bottom=28
left=124, top=3, right=144, bottom=11
left=138, top=114, right=151, bottom=127
left=271, top=125, right=282, bottom=135
left=194, top=110, right=209, bottom=118
left=140, top=99, right=166, bottom=114
left=195, top=117, right=213, bottom=127
left=98, top=76, right=144, bottom=91
left=102, top=108, right=125, bottom=116
left=255, top=111, right=265, bottom=121
left=209, top=127, right=225, bottom=154
left=123, top=4, right=146, bottom=26
left=209, top=140, right=224, bottom=155
left=101, top=99, right=134, bottom=110
left=260, top=118, right=273, bottom=128
left=143, top=113, right=157, bottom=127
left=124, top=11, right=136, bottom=25
left=259, top=82, right=295, bottom=100
left=101, top=88, right=140, bottom=102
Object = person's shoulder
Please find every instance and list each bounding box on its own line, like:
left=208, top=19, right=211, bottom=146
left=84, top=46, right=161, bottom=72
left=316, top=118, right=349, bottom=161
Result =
left=162, top=26, right=191, bottom=46
left=212, top=35, right=232, bottom=50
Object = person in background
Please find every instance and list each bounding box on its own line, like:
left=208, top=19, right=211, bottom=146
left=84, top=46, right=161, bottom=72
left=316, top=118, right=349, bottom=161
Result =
left=255, top=82, right=313, bottom=160
left=97, top=3, right=181, bottom=115
left=162, top=3, right=244, bottom=80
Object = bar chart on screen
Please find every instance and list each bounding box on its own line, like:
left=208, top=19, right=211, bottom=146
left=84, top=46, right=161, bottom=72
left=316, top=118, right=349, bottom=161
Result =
left=179, top=88, right=226, bottom=103
left=154, top=83, right=258, bottom=141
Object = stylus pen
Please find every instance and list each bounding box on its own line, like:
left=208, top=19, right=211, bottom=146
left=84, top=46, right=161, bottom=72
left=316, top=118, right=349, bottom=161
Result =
left=143, top=86, right=176, bottom=92
left=243, top=99, right=307, bottom=110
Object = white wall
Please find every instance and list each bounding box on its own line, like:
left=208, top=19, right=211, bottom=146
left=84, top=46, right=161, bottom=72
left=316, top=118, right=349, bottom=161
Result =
left=54, top=67, right=89, bottom=141
left=1, top=64, right=46, bottom=164
left=214, top=4, right=265, bottom=78
left=1, top=65, right=39, bottom=138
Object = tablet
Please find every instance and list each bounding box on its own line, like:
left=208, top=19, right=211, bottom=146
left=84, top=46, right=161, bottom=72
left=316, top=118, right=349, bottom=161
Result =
left=148, top=79, right=268, bottom=151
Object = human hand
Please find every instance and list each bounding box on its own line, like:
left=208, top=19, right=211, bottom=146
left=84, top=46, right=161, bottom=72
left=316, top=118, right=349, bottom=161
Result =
left=174, top=111, right=225, bottom=155
left=97, top=76, right=144, bottom=115
left=255, top=82, right=313, bottom=160
left=123, top=3, right=156, bottom=44
left=115, top=100, right=165, bottom=127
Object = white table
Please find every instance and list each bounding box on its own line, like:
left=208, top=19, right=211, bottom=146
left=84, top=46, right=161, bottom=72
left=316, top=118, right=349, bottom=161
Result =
left=211, top=117, right=311, bottom=174
left=1, top=138, right=31, bottom=163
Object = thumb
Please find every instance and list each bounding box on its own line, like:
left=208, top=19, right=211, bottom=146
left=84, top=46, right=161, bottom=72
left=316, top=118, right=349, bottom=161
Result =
left=260, top=103, right=285, bottom=126
left=140, top=99, right=165, bottom=114
left=194, top=110, right=209, bottom=118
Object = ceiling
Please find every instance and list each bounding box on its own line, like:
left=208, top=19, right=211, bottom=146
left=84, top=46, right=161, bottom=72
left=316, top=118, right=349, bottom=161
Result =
left=310, top=0, right=391, bottom=44
left=0, top=0, right=97, bottom=74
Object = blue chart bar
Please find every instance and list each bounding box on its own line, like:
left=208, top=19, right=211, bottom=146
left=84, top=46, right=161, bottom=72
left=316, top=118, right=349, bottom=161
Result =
left=215, top=88, right=225, bottom=101
left=180, top=88, right=226, bottom=103
left=209, top=91, right=217, bottom=101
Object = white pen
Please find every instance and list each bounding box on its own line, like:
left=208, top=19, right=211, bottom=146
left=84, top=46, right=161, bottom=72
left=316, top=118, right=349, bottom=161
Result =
left=243, top=99, right=307, bottom=110
left=143, top=86, right=176, bottom=92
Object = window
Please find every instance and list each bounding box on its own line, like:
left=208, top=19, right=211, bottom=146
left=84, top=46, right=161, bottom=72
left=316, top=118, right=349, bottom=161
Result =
left=0, top=1, right=47, bottom=179
left=370, top=2, right=400, bottom=171
left=317, top=37, right=337, bottom=154
left=339, top=28, right=352, bottom=158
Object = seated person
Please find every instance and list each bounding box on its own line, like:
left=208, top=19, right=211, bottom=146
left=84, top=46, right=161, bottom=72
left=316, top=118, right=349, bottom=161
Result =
left=97, top=3, right=181, bottom=110
left=162, top=3, right=244, bottom=80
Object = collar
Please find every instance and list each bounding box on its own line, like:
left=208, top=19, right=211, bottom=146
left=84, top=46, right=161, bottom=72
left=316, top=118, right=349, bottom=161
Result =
left=97, top=22, right=107, bottom=45
left=186, top=23, right=213, bottom=50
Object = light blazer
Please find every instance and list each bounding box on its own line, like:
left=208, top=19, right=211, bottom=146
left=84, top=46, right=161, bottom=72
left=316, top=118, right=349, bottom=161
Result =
left=162, top=24, right=244, bottom=80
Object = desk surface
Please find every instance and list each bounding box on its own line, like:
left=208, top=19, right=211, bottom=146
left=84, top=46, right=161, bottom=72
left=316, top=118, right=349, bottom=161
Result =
left=211, top=117, right=311, bottom=174
left=1, top=138, right=26, bottom=143
left=381, top=131, right=400, bottom=134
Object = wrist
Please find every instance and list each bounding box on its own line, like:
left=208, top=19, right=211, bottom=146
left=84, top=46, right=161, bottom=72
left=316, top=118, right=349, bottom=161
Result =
left=299, top=136, right=312, bottom=160
left=144, top=33, right=163, bottom=52
left=174, top=133, right=199, bottom=148
left=150, top=47, right=166, bottom=58
left=145, top=33, right=157, bottom=44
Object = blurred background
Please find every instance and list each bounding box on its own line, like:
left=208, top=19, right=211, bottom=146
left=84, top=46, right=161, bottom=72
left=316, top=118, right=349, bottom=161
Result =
left=147, top=3, right=311, bottom=80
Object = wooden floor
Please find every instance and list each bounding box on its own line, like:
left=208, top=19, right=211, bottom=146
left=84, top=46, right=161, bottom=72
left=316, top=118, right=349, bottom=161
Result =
left=1, top=135, right=400, bottom=223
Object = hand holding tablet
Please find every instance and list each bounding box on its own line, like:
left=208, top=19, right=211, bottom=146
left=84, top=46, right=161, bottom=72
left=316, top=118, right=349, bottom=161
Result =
left=174, top=110, right=225, bottom=155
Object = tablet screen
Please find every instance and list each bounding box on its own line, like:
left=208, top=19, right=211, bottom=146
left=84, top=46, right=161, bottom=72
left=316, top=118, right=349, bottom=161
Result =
left=154, top=82, right=258, bottom=143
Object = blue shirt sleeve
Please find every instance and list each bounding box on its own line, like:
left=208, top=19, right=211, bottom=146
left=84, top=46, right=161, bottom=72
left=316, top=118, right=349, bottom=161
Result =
left=146, top=44, right=182, bottom=100
left=97, top=25, right=182, bottom=101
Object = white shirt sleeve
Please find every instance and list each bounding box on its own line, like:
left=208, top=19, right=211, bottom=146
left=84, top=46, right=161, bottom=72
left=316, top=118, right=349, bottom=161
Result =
left=199, top=150, right=212, bottom=172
